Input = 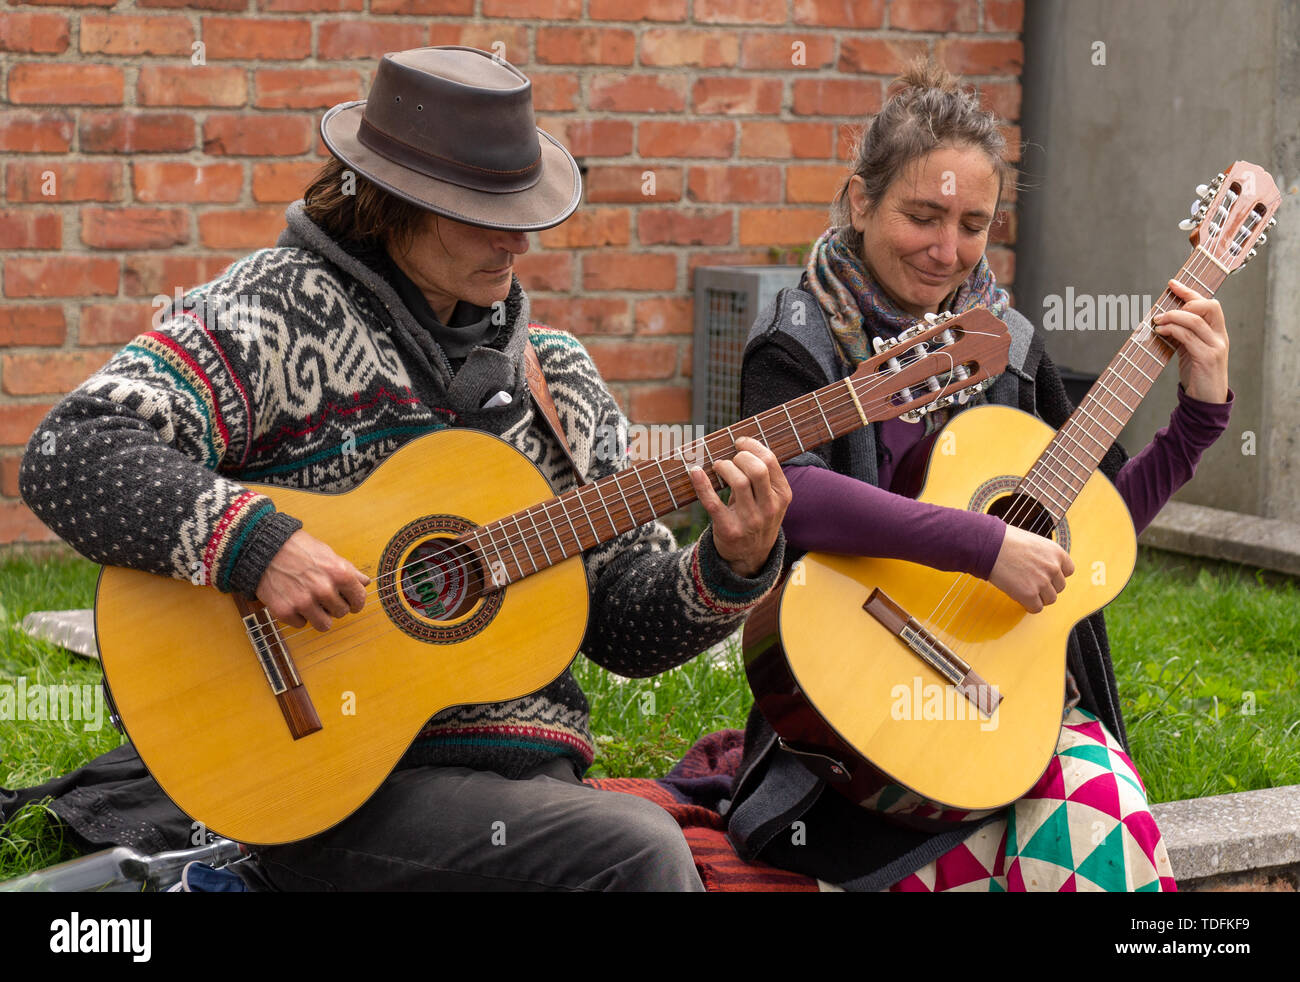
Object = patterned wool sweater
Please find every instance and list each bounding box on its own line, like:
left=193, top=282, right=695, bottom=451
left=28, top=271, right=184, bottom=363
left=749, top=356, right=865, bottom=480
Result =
left=20, top=201, right=783, bottom=779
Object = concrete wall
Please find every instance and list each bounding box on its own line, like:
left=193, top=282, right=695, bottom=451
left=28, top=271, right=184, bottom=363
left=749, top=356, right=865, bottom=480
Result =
left=1017, top=0, right=1295, bottom=519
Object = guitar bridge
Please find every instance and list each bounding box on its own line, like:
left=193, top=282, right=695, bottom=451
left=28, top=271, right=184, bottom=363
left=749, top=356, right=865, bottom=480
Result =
left=235, top=594, right=323, bottom=741
left=863, top=588, right=1002, bottom=718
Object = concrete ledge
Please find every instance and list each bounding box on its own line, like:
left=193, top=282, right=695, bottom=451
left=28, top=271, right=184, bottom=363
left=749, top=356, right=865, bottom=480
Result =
left=1153, top=785, right=1300, bottom=891
left=1141, top=501, right=1300, bottom=578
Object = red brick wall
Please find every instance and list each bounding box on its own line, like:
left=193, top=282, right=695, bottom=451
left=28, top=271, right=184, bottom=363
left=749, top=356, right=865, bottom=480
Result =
left=0, top=0, right=1023, bottom=545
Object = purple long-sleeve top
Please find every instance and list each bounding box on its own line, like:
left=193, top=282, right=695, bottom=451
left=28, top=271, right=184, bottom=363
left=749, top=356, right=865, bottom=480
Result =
left=781, top=386, right=1234, bottom=577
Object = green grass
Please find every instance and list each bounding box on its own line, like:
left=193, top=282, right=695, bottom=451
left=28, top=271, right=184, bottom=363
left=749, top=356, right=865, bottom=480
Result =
left=1, top=545, right=1297, bottom=881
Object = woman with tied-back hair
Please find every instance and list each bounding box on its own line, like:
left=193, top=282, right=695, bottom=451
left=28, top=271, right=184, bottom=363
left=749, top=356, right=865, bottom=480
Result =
left=726, top=61, right=1234, bottom=892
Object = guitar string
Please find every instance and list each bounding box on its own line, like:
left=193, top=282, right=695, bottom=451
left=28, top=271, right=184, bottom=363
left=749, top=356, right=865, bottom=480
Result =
left=242, top=331, right=998, bottom=661
left=914, top=245, right=1225, bottom=689
left=254, top=346, right=974, bottom=669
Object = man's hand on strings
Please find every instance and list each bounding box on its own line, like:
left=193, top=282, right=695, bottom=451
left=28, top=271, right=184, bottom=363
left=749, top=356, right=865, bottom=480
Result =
left=691, top=436, right=791, bottom=579
left=256, top=529, right=370, bottom=631
left=1153, top=278, right=1230, bottom=403
left=988, top=524, right=1074, bottom=614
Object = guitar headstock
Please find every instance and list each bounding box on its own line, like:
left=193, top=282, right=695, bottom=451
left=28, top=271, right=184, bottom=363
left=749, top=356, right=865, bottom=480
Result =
left=850, top=307, right=1011, bottom=424
left=1180, top=161, right=1281, bottom=273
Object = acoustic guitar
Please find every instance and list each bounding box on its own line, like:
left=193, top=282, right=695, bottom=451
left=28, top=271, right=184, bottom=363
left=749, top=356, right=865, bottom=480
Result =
left=744, top=161, right=1280, bottom=812
left=95, top=308, right=1010, bottom=844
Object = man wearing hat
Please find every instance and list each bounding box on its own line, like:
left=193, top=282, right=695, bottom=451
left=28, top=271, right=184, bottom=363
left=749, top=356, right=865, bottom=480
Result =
left=19, top=47, right=790, bottom=890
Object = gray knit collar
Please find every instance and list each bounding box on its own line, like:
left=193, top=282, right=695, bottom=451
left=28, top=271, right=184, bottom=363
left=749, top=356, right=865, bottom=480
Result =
left=276, top=200, right=531, bottom=413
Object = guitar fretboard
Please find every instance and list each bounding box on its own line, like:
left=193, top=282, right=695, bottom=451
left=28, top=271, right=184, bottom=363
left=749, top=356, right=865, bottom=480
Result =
left=1020, top=248, right=1230, bottom=520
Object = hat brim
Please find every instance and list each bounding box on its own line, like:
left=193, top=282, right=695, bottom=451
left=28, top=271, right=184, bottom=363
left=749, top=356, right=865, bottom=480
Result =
left=321, top=101, right=582, bottom=232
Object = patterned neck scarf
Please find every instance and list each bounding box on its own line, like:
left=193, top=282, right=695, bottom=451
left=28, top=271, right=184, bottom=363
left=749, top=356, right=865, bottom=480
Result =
left=803, top=225, right=1009, bottom=369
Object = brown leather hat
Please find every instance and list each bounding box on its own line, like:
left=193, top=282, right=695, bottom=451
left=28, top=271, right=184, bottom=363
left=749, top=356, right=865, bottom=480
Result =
left=321, top=46, right=581, bottom=231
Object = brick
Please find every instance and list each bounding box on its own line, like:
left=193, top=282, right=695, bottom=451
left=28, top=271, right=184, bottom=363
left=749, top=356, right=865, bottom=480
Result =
left=79, top=111, right=196, bottom=153
left=261, top=0, right=364, bottom=10
left=530, top=73, right=580, bottom=112
left=426, top=24, right=529, bottom=64
left=138, top=66, right=247, bottom=107
left=695, top=0, right=785, bottom=23
left=740, top=33, right=835, bottom=70
left=253, top=161, right=323, bottom=202
left=536, top=27, right=634, bottom=66
left=583, top=253, right=676, bottom=292
left=0, top=210, right=61, bottom=249
left=890, top=0, right=978, bottom=32
left=739, top=208, right=828, bottom=246
left=786, top=164, right=849, bottom=204
left=0, top=503, right=59, bottom=544
left=687, top=250, right=772, bottom=281
left=987, top=245, right=1014, bottom=283
left=638, top=209, right=731, bottom=246
left=7, top=64, right=123, bottom=106
left=79, top=302, right=157, bottom=345
left=935, top=39, right=1024, bottom=75
left=584, top=165, right=683, bottom=204
left=988, top=207, right=1016, bottom=245
left=202, top=114, right=313, bottom=156
left=838, top=38, right=930, bottom=75
left=978, top=80, right=1021, bottom=121
left=687, top=165, right=781, bottom=203
left=793, top=0, right=885, bottom=27
left=985, top=0, right=1025, bottom=32
left=6, top=163, right=123, bottom=202
left=638, top=121, right=734, bottom=159
left=628, top=383, right=691, bottom=424
left=137, top=0, right=245, bottom=9
left=0, top=13, right=70, bottom=53
left=318, top=20, right=426, bottom=60
left=634, top=297, right=692, bottom=336
left=198, top=208, right=287, bottom=249
left=0, top=110, right=73, bottom=152
left=0, top=305, right=66, bottom=346
left=692, top=77, right=782, bottom=115
left=80, top=14, right=192, bottom=55
left=585, top=340, right=677, bottom=381
left=512, top=252, right=572, bottom=292
left=640, top=29, right=739, bottom=67
left=483, top=0, right=578, bottom=16
left=133, top=162, right=242, bottom=203
left=537, top=209, right=629, bottom=249
left=203, top=17, right=312, bottom=60
left=1, top=455, right=22, bottom=498
left=81, top=208, right=190, bottom=250
left=537, top=118, right=633, bottom=157
left=530, top=297, right=630, bottom=336
left=0, top=402, right=56, bottom=445
left=373, top=0, right=471, bottom=11
left=792, top=79, right=884, bottom=117
left=1000, top=123, right=1022, bottom=161
left=122, top=254, right=235, bottom=297
left=837, top=122, right=861, bottom=160
left=589, top=74, right=687, bottom=113
left=255, top=69, right=362, bottom=109
left=6, top=0, right=113, bottom=5
left=2, top=350, right=114, bottom=395
left=589, top=0, right=684, bottom=20
left=739, top=121, right=834, bottom=159
left=4, top=257, right=118, bottom=299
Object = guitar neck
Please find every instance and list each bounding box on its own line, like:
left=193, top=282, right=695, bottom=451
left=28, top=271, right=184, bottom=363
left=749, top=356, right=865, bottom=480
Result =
left=464, top=373, right=895, bottom=586
left=1021, top=248, right=1230, bottom=520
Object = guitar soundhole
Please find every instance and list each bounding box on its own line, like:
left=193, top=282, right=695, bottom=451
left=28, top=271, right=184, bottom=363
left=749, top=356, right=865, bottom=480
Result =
left=987, top=492, right=1057, bottom=540
left=401, top=539, right=483, bottom=621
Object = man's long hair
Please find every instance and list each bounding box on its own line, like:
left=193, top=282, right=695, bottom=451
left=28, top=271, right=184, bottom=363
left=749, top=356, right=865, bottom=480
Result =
left=302, top=156, right=429, bottom=252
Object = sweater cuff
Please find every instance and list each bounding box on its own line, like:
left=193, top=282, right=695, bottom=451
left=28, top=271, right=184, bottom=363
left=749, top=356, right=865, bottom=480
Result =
left=690, top=524, right=785, bottom=614
left=224, top=507, right=304, bottom=597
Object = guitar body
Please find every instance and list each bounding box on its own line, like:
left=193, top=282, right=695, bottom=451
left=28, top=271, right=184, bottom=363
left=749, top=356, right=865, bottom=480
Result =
left=745, top=404, right=1137, bottom=811
left=95, top=428, right=589, bottom=845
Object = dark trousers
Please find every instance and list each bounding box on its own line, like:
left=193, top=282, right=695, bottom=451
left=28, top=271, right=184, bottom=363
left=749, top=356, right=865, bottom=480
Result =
left=242, top=758, right=704, bottom=892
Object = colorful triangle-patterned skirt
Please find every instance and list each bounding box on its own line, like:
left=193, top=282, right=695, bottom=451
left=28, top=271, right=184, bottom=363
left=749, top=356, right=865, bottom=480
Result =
left=868, top=708, right=1177, bottom=892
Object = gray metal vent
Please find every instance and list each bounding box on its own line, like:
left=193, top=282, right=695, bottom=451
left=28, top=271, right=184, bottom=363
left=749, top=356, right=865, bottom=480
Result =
left=692, top=266, right=802, bottom=432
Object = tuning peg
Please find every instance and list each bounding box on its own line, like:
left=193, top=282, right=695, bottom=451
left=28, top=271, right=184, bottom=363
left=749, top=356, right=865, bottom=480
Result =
left=1258, top=233, right=1268, bottom=246
left=1178, top=218, right=1199, bottom=231
left=1268, top=217, right=1278, bottom=229
left=1195, top=183, right=1211, bottom=198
